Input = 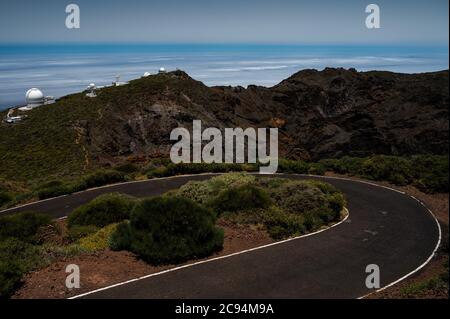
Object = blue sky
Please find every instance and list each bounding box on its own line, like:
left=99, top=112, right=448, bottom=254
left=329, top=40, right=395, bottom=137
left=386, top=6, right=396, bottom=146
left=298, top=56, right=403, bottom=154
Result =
left=0, top=0, right=448, bottom=45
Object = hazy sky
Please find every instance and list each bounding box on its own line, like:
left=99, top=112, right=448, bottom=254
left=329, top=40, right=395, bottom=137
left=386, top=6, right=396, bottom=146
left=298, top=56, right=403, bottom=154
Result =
left=0, top=0, right=448, bottom=44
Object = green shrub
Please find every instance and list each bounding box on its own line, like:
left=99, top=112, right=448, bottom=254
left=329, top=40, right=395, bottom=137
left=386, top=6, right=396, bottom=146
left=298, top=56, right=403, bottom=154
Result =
left=210, top=185, right=272, bottom=215
left=109, top=221, right=132, bottom=252
left=176, top=173, right=256, bottom=206
left=71, top=169, right=126, bottom=192
left=146, top=166, right=169, bottom=178
left=176, top=181, right=219, bottom=205
left=0, top=239, right=44, bottom=298
left=35, top=169, right=128, bottom=200
left=0, top=192, right=13, bottom=207
left=0, top=260, right=23, bottom=299
left=78, top=224, right=118, bottom=251
left=114, top=163, right=139, bottom=174
left=320, top=156, right=365, bottom=175
left=263, top=180, right=344, bottom=233
left=37, top=180, right=64, bottom=189
left=327, top=192, right=346, bottom=215
left=110, top=196, right=224, bottom=265
left=320, top=155, right=449, bottom=193
left=303, top=210, right=325, bottom=232
left=210, top=173, right=256, bottom=188
left=0, top=212, right=52, bottom=243
left=39, top=242, right=89, bottom=261
left=411, top=155, right=449, bottom=193
left=37, top=184, right=70, bottom=200
left=67, top=225, right=99, bottom=242
left=257, top=177, right=289, bottom=189
left=147, top=162, right=251, bottom=178
left=270, top=181, right=327, bottom=214
left=361, top=155, right=413, bottom=185
left=308, top=163, right=326, bottom=176
left=278, top=159, right=309, bottom=174
left=225, top=207, right=307, bottom=240
left=67, top=193, right=134, bottom=228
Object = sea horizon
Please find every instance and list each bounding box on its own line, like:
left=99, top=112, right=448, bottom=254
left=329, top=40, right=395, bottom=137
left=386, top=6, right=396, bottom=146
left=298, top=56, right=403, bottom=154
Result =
left=0, top=43, right=448, bottom=110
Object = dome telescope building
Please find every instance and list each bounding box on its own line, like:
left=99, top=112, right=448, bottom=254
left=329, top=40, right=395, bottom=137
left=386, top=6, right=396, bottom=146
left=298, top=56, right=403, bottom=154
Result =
left=19, top=88, right=55, bottom=111
left=25, top=88, right=45, bottom=107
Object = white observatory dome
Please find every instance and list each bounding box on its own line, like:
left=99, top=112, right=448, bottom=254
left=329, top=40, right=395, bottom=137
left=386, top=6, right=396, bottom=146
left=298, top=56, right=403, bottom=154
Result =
left=143, top=72, right=151, bottom=77
left=159, top=67, right=166, bottom=73
left=25, top=88, right=45, bottom=106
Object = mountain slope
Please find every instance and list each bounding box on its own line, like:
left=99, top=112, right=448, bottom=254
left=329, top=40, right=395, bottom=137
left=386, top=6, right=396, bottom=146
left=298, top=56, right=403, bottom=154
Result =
left=0, top=68, right=448, bottom=182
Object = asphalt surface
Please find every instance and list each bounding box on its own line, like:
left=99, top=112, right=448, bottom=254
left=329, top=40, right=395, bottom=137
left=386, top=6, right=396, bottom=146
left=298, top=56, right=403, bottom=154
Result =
left=0, top=174, right=441, bottom=299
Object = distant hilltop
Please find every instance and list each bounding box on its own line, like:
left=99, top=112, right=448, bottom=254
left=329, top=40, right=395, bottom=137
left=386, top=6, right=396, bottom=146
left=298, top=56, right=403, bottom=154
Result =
left=0, top=67, right=448, bottom=181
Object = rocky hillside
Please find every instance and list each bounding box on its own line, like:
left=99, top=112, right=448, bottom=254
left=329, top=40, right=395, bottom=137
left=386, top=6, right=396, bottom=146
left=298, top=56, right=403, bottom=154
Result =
left=0, top=68, right=448, bottom=182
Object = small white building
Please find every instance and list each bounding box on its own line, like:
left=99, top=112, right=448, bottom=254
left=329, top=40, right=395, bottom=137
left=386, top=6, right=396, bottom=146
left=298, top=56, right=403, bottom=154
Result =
left=86, top=83, right=97, bottom=98
left=159, top=67, right=167, bottom=74
left=112, top=74, right=128, bottom=87
left=4, top=109, right=26, bottom=124
left=143, top=72, right=151, bottom=77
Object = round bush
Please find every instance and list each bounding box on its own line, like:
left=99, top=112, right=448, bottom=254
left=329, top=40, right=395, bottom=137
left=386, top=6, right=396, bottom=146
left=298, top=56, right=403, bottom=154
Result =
left=71, top=169, right=126, bottom=192
left=0, top=212, right=52, bottom=243
left=271, top=181, right=328, bottom=214
left=110, top=196, right=224, bottom=265
left=37, top=184, right=70, bottom=200
left=68, top=193, right=134, bottom=228
left=0, top=238, right=43, bottom=298
left=308, top=163, right=326, bottom=176
left=177, top=173, right=256, bottom=205
left=176, top=181, right=218, bottom=205
left=0, top=192, right=13, bottom=207
left=270, top=181, right=345, bottom=220
left=210, top=185, right=272, bottom=214
left=361, top=156, right=413, bottom=185
left=411, top=155, right=449, bottom=193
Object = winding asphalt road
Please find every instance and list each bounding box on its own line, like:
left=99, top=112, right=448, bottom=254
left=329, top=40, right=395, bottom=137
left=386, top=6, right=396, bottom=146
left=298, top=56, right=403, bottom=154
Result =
left=0, top=174, right=441, bottom=299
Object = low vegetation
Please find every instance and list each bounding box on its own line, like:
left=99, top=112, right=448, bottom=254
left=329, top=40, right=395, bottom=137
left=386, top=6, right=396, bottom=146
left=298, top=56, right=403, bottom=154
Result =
left=110, top=196, right=224, bottom=264
left=0, top=239, right=44, bottom=298
left=0, top=192, right=13, bottom=207
left=0, top=155, right=447, bottom=209
left=67, top=193, right=134, bottom=229
left=78, top=224, right=119, bottom=251
left=0, top=212, right=52, bottom=244
left=0, top=212, right=53, bottom=298
left=1, top=161, right=447, bottom=298
left=320, top=155, right=448, bottom=193
left=174, top=174, right=346, bottom=240
left=37, top=169, right=126, bottom=200
left=210, top=185, right=272, bottom=215
left=399, top=259, right=449, bottom=298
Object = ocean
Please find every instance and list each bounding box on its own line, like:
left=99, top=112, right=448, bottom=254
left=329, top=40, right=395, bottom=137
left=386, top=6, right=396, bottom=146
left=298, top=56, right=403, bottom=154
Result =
left=0, top=44, right=448, bottom=110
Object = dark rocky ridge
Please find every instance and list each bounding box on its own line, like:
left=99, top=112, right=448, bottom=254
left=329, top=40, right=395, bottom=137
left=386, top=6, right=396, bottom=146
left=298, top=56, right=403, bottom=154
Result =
left=85, top=68, right=448, bottom=163
left=0, top=67, right=448, bottom=182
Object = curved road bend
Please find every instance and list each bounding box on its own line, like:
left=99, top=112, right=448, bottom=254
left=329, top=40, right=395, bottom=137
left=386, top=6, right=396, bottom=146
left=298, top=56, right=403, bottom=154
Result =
left=0, top=174, right=440, bottom=299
